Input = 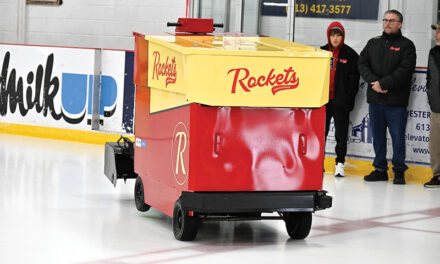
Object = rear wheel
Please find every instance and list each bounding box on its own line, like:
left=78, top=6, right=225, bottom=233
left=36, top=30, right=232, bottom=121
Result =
left=284, top=212, right=312, bottom=239
left=134, top=176, right=150, bottom=212
left=173, top=199, right=199, bottom=241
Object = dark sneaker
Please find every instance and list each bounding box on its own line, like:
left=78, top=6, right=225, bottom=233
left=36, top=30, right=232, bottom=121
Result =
left=393, top=171, right=406, bottom=185
left=424, top=176, right=440, bottom=188
left=364, top=170, right=388, bottom=181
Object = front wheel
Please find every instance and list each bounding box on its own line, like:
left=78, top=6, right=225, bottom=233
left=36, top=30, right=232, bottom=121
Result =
left=173, top=199, right=200, bottom=241
left=134, top=176, right=150, bottom=212
left=284, top=212, right=312, bottom=239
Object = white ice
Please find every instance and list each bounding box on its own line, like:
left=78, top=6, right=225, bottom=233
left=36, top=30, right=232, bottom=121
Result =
left=0, top=134, right=439, bottom=264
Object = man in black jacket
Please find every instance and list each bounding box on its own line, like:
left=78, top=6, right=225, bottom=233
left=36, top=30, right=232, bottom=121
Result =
left=321, top=21, right=360, bottom=177
left=424, top=23, right=440, bottom=188
left=358, top=10, right=416, bottom=184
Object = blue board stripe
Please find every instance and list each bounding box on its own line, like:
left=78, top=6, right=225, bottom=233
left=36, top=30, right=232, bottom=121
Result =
left=123, top=51, right=135, bottom=133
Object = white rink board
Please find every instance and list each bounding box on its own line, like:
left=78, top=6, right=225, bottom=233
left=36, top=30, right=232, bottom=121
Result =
left=0, top=44, right=126, bottom=133
left=325, top=69, right=431, bottom=166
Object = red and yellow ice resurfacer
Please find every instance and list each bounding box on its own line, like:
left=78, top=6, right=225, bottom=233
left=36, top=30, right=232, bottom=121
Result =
left=105, top=18, right=332, bottom=241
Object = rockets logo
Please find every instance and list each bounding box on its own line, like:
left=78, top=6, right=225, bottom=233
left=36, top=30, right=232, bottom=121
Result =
left=171, top=122, right=189, bottom=186
left=227, top=67, right=300, bottom=95
left=152, top=51, right=177, bottom=87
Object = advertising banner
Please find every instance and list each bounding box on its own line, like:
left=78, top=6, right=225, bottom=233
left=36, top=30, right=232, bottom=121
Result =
left=262, top=0, right=380, bottom=20
left=0, top=45, right=134, bottom=134
left=295, top=0, right=380, bottom=20
left=325, top=69, right=430, bottom=166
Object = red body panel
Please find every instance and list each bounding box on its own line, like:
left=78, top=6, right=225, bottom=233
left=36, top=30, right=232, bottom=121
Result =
left=134, top=87, right=190, bottom=217
left=133, top=37, right=148, bottom=86
left=134, top=89, right=326, bottom=216
left=189, top=105, right=325, bottom=191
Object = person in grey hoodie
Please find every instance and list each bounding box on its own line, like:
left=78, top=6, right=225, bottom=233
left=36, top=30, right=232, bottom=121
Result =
left=424, top=23, right=440, bottom=188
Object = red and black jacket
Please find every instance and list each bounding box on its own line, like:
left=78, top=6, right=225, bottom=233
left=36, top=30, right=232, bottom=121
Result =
left=321, top=32, right=360, bottom=112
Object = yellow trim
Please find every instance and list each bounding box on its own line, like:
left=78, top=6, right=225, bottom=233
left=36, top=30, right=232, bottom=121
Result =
left=150, top=88, right=188, bottom=114
left=145, top=35, right=331, bottom=56
left=324, top=156, right=432, bottom=184
left=0, top=122, right=134, bottom=145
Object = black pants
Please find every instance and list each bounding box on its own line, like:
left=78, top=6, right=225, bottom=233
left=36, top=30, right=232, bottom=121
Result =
left=325, top=100, right=350, bottom=164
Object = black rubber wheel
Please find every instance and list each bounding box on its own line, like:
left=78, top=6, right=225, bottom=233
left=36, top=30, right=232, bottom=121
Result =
left=173, top=199, right=199, bottom=241
left=284, top=212, right=312, bottom=239
left=134, top=176, right=150, bottom=212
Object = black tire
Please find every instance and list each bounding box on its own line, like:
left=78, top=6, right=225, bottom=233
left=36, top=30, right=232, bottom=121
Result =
left=173, top=199, right=199, bottom=241
left=284, top=212, right=312, bottom=239
left=134, top=176, right=150, bottom=212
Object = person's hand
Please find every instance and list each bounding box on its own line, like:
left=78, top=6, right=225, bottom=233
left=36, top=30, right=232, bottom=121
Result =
left=371, top=81, right=388, bottom=94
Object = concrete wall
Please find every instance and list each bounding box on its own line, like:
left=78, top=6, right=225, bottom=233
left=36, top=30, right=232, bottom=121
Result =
left=0, top=0, right=20, bottom=44
left=0, top=0, right=186, bottom=50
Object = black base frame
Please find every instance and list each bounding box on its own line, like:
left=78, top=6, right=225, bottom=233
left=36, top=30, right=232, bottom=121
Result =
left=180, top=190, right=332, bottom=215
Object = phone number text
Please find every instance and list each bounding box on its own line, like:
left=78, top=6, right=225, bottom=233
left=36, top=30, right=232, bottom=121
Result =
left=295, top=4, right=351, bottom=15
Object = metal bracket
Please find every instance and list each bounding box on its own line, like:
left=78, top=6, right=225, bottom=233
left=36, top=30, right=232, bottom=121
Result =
left=91, top=49, right=102, bottom=130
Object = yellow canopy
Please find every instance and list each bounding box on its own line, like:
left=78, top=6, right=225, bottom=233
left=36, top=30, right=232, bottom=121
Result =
left=145, top=33, right=331, bottom=112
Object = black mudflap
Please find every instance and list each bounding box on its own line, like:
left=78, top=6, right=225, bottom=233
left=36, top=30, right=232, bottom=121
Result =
left=104, top=137, right=137, bottom=187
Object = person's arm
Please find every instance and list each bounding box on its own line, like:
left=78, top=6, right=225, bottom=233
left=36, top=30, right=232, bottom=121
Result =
left=344, top=49, right=361, bottom=110
left=348, top=50, right=360, bottom=99
left=426, top=52, right=432, bottom=93
left=427, top=49, right=440, bottom=109
left=378, top=41, right=417, bottom=91
left=357, top=40, right=379, bottom=83
left=433, top=48, right=440, bottom=95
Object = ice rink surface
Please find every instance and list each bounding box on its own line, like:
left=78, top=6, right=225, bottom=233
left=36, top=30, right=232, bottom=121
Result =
left=0, top=134, right=439, bottom=264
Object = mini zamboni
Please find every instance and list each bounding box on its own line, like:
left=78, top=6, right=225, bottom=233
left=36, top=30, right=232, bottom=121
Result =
left=105, top=18, right=332, bottom=241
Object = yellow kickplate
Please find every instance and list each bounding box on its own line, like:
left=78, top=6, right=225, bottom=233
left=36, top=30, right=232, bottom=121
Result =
left=0, top=122, right=134, bottom=145
left=324, top=156, right=432, bottom=184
